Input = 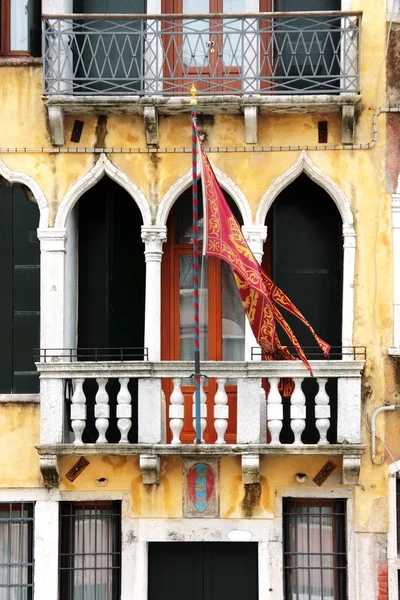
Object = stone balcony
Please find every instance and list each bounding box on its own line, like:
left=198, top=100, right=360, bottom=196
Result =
left=36, top=356, right=365, bottom=486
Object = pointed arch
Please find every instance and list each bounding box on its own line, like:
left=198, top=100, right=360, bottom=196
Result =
left=256, top=151, right=356, bottom=348
left=54, top=153, right=152, bottom=228
left=156, top=164, right=252, bottom=227
left=0, top=157, right=48, bottom=228
left=256, top=150, right=354, bottom=228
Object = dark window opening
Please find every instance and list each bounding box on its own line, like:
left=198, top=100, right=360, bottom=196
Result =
left=283, top=498, right=347, bottom=600
left=0, top=502, right=34, bottom=599
left=59, top=501, right=121, bottom=600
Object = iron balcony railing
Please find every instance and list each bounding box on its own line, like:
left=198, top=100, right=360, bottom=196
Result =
left=43, top=11, right=361, bottom=96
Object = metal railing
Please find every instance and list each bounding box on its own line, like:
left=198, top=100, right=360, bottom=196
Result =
left=43, top=11, right=361, bottom=96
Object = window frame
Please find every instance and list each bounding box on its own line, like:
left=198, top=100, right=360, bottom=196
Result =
left=0, top=0, right=42, bottom=58
left=59, top=500, right=122, bottom=600
left=0, top=502, right=34, bottom=599
left=282, top=497, right=347, bottom=600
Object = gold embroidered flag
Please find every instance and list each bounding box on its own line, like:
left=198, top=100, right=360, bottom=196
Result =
left=198, top=133, right=330, bottom=375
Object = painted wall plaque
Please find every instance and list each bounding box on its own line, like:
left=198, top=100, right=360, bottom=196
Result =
left=183, top=458, right=219, bottom=517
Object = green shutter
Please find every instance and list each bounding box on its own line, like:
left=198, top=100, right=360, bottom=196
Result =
left=0, top=185, right=13, bottom=393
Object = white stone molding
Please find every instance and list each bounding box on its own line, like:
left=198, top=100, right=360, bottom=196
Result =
left=389, top=461, right=400, bottom=600
left=392, top=193, right=400, bottom=349
left=241, top=453, right=260, bottom=484
left=0, top=156, right=49, bottom=228
left=244, top=106, right=258, bottom=144
left=156, top=165, right=252, bottom=227
left=141, top=225, right=167, bottom=361
left=342, top=455, right=361, bottom=484
left=256, top=151, right=356, bottom=348
left=48, top=105, right=65, bottom=146
left=37, top=228, right=67, bottom=351
left=139, top=455, right=160, bottom=485
left=34, top=500, right=59, bottom=600
left=54, top=153, right=152, bottom=229
left=38, top=454, right=60, bottom=487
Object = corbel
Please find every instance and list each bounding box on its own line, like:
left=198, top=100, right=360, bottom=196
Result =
left=39, top=454, right=60, bottom=487
left=48, top=105, right=65, bottom=146
left=341, top=104, right=355, bottom=145
left=241, top=453, right=260, bottom=484
left=342, top=455, right=360, bottom=484
left=244, top=106, right=258, bottom=144
left=140, top=454, right=160, bottom=485
left=143, top=105, right=159, bottom=146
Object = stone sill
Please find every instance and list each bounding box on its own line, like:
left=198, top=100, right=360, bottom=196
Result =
left=37, top=443, right=364, bottom=457
left=389, top=347, right=400, bottom=358
left=36, top=359, right=365, bottom=379
left=43, top=93, right=361, bottom=116
left=0, top=57, right=42, bottom=67
left=0, top=394, right=39, bottom=403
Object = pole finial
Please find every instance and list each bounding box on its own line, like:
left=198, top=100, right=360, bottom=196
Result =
left=190, top=84, right=198, bottom=106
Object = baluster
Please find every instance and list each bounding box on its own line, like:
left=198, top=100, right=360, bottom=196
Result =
left=315, top=378, right=331, bottom=445
left=117, top=378, right=132, bottom=444
left=267, top=377, right=283, bottom=444
left=95, top=378, right=109, bottom=444
left=214, top=378, right=228, bottom=444
left=70, top=378, right=86, bottom=445
left=290, top=378, right=306, bottom=445
left=169, top=378, right=184, bottom=444
left=192, top=376, right=207, bottom=443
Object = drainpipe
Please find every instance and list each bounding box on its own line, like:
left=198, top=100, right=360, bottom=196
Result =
left=371, top=405, right=400, bottom=463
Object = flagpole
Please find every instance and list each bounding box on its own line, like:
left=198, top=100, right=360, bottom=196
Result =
left=191, top=84, right=202, bottom=444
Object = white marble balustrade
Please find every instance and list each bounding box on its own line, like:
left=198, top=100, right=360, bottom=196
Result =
left=37, top=359, right=364, bottom=447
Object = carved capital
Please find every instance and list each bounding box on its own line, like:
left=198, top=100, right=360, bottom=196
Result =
left=141, top=226, right=167, bottom=260
left=241, top=453, right=260, bottom=484
left=342, top=455, right=360, bottom=485
left=37, top=228, right=67, bottom=252
left=40, top=454, right=60, bottom=487
left=140, top=454, right=160, bottom=485
left=242, top=226, right=267, bottom=263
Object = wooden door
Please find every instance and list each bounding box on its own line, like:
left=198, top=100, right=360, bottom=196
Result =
left=161, top=187, right=245, bottom=444
left=148, top=542, right=258, bottom=600
left=162, top=0, right=245, bottom=94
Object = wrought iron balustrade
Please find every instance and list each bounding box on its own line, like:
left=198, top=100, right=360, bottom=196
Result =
left=43, top=11, right=361, bottom=96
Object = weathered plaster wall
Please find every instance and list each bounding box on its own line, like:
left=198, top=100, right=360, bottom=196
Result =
left=0, top=404, right=41, bottom=487
left=0, top=0, right=395, bottom=540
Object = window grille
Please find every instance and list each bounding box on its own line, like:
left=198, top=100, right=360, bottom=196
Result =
left=59, top=501, right=121, bottom=600
left=283, top=498, right=346, bottom=600
left=0, top=502, right=34, bottom=600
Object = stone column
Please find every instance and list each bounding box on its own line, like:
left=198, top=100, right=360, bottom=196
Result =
left=242, top=226, right=267, bottom=361
left=34, top=500, right=59, bottom=600
left=342, top=225, right=356, bottom=352
left=141, top=226, right=167, bottom=362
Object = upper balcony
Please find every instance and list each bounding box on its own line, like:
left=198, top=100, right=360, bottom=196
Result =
left=42, top=11, right=362, bottom=144
left=36, top=347, right=365, bottom=488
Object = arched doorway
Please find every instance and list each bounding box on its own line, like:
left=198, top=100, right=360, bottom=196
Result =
left=74, top=175, right=145, bottom=442
left=264, top=174, right=343, bottom=443
left=162, top=185, right=245, bottom=443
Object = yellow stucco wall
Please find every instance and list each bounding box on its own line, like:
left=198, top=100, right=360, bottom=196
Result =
left=0, top=404, right=41, bottom=487
left=0, top=0, right=395, bottom=532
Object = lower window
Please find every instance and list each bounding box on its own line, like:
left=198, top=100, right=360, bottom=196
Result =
left=283, top=498, right=347, bottom=600
left=0, top=502, right=34, bottom=600
left=59, top=501, right=121, bottom=600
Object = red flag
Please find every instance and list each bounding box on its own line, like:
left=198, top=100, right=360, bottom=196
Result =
left=197, top=133, right=330, bottom=375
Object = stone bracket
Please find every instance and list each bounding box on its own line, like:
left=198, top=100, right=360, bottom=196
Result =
left=39, top=454, right=60, bottom=487
left=341, top=104, right=355, bottom=144
left=244, top=106, right=258, bottom=144
left=342, top=454, right=360, bottom=484
left=143, top=106, right=159, bottom=146
left=48, top=105, right=65, bottom=146
left=241, top=453, right=260, bottom=484
left=140, top=454, right=160, bottom=484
